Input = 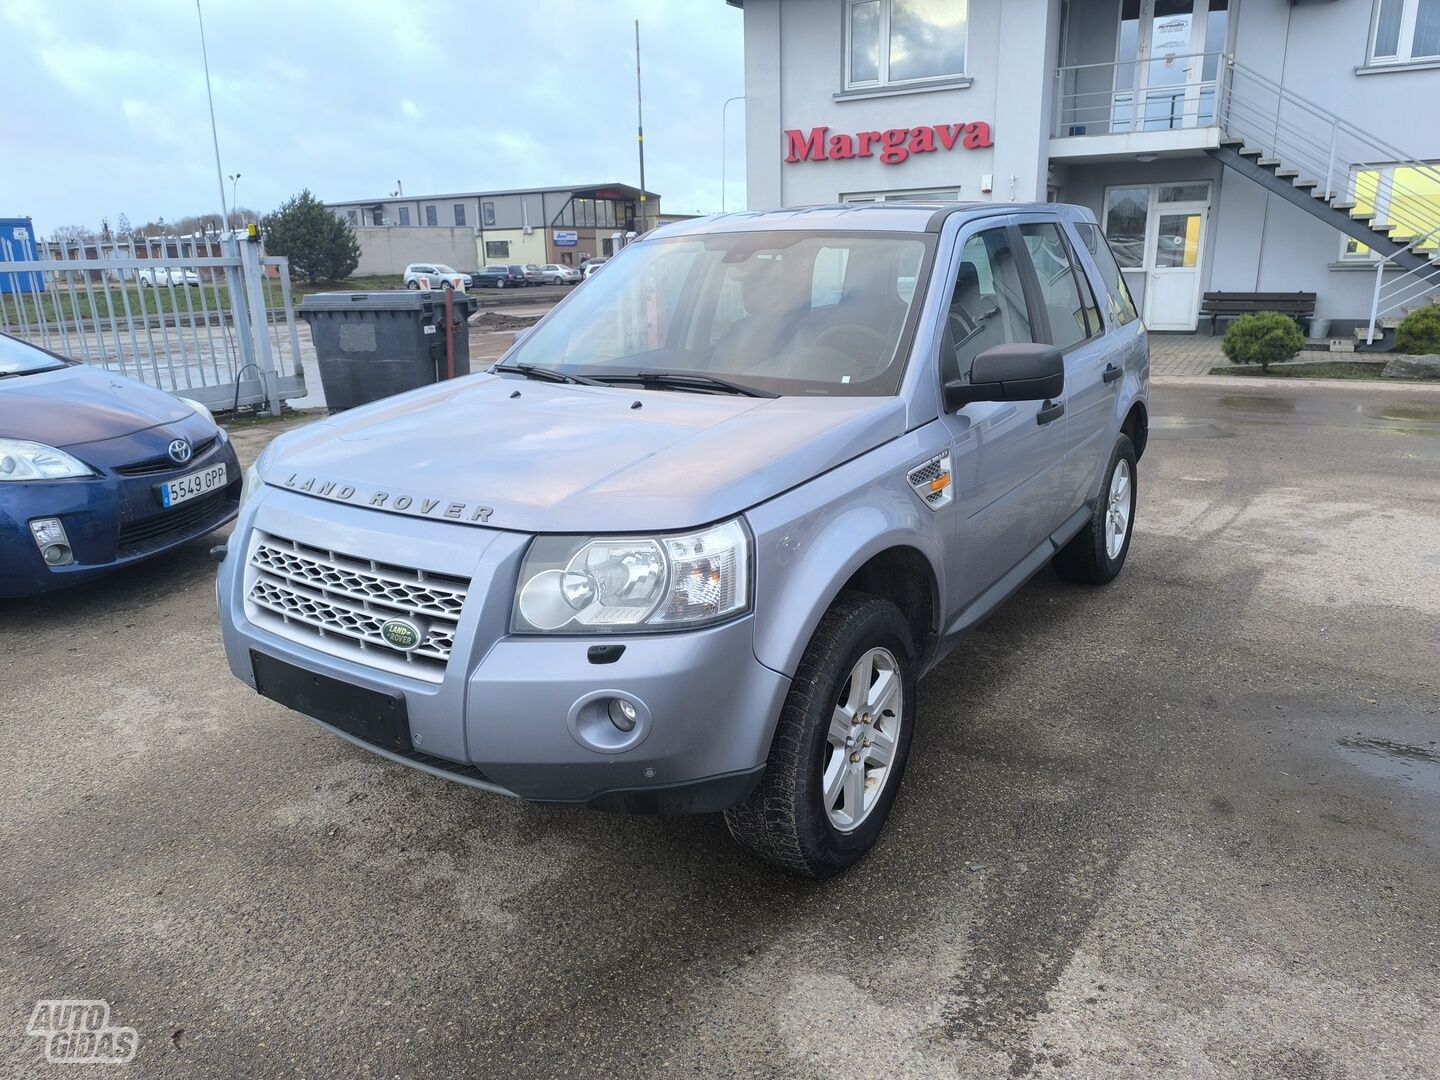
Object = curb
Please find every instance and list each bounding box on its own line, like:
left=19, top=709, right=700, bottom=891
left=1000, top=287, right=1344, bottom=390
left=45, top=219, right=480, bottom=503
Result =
left=1151, top=374, right=1440, bottom=392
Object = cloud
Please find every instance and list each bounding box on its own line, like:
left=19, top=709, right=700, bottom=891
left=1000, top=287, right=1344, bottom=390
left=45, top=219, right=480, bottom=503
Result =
left=0, top=0, right=746, bottom=229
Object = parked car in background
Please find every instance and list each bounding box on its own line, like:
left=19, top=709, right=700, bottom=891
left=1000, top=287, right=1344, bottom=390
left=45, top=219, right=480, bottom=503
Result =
left=0, top=332, right=241, bottom=598
left=521, top=265, right=546, bottom=286
left=403, top=264, right=470, bottom=290
left=538, top=264, right=581, bottom=285
left=581, top=257, right=608, bottom=280
left=215, top=202, right=1149, bottom=878
left=136, top=266, right=201, bottom=287
left=474, top=265, right=527, bottom=289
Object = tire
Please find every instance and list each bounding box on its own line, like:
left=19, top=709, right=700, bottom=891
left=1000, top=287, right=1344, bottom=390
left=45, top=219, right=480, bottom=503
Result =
left=406, top=281, right=419, bottom=290
left=1052, top=433, right=1137, bottom=585
left=443, top=281, right=454, bottom=291
left=724, top=593, right=917, bottom=878
left=496, top=279, right=505, bottom=288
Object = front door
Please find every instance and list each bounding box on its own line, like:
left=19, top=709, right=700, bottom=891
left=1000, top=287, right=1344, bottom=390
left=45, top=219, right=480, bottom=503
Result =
left=1114, top=0, right=1228, bottom=132
left=1143, top=206, right=1206, bottom=330
left=1103, top=182, right=1212, bottom=331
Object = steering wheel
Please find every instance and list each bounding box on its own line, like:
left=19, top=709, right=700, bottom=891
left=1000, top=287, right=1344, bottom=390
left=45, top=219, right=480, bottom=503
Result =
left=810, top=324, right=891, bottom=358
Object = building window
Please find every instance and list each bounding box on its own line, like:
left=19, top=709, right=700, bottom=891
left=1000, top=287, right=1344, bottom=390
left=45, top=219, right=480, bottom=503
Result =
left=454, top=203, right=466, bottom=226
left=485, top=240, right=509, bottom=259
left=425, top=205, right=437, bottom=227
left=482, top=201, right=496, bottom=226
left=1102, top=187, right=1150, bottom=269
left=1342, top=163, right=1440, bottom=258
left=843, top=189, right=960, bottom=203
left=371, top=209, right=384, bottom=226
left=346, top=210, right=358, bottom=225
left=1370, top=0, right=1440, bottom=63
left=846, top=0, right=968, bottom=90
left=398, top=207, right=411, bottom=226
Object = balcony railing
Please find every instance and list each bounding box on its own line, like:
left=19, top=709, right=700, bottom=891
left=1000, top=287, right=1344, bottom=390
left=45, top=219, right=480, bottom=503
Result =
left=1053, top=52, right=1226, bottom=139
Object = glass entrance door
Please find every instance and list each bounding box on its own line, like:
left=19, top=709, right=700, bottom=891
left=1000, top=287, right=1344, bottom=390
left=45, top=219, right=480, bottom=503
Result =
left=1113, top=0, right=1228, bottom=132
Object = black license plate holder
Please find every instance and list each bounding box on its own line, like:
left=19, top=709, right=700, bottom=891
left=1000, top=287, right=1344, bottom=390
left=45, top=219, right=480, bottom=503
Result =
left=251, top=650, right=411, bottom=752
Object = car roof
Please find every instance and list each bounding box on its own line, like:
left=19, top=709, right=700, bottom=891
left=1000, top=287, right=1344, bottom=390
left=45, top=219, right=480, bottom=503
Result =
left=644, top=201, right=1094, bottom=240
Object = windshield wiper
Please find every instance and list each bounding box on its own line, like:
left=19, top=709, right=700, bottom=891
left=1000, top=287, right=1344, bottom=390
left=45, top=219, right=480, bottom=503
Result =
left=591, top=370, right=778, bottom=398
left=491, top=362, right=604, bottom=386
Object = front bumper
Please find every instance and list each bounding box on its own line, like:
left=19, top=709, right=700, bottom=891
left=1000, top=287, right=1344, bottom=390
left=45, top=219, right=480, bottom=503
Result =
left=0, top=427, right=241, bottom=598
left=218, top=488, right=790, bottom=813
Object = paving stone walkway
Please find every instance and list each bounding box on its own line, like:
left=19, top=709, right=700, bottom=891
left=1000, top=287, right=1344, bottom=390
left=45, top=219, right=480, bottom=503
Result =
left=1148, top=333, right=1228, bottom=376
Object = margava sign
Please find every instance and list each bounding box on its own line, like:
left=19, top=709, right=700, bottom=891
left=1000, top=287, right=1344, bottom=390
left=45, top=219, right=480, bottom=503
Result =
left=784, top=122, right=993, bottom=166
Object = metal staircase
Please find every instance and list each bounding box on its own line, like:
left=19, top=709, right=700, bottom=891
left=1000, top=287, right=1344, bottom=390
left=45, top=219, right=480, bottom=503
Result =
left=1209, top=58, right=1440, bottom=346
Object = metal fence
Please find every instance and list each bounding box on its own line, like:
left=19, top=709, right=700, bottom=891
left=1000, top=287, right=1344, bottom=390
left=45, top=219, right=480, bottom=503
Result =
left=0, top=234, right=305, bottom=416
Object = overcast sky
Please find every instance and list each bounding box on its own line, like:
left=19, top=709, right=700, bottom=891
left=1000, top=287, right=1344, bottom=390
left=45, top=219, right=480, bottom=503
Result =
left=0, top=0, right=746, bottom=234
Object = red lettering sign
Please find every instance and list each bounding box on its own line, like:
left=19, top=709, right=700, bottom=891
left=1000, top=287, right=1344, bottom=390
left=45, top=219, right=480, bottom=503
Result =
left=782, top=122, right=992, bottom=165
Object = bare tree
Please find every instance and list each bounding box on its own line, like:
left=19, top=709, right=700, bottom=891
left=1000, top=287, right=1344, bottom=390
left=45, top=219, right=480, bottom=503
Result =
left=50, top=224, right=97, bottom=243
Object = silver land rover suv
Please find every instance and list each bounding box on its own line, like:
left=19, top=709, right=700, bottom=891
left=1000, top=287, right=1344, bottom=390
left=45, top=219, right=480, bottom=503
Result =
left=217, top=203, right=1149, bottom=878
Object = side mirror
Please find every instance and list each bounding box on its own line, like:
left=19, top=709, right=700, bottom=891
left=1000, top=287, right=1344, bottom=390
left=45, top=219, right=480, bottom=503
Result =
left=944, top=343, right=1065, bottom=411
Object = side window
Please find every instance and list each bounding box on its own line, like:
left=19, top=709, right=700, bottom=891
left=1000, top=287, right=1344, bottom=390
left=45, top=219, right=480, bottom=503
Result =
left=947, top=228, right=1034, bottom=381
left=1075, top=221, right=1139, bottom=325
left=1019, top=221, right=1100, bottom=349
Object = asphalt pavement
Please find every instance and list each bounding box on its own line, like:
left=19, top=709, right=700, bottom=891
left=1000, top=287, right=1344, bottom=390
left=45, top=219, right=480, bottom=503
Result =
left=3, top=380, right=1438, bottom=1078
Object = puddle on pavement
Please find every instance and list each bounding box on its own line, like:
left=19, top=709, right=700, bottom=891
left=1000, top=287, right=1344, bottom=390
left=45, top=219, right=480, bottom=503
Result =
left=1148, top=416, right=1231, bottom=440
left=1359, top=403, right=1440, bottom=425
left=1336, top=736, right=1440, bottom=798
left=1218, top=395, right=1299, bottom=414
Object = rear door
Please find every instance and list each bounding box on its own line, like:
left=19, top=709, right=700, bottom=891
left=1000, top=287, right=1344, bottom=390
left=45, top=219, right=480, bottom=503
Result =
left=937, top=218, right=1069, bottom=609
left=1013, top=214, right=1111, bottom=518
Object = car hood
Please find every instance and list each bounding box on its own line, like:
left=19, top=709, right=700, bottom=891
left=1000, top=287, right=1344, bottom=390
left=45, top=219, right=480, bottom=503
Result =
left=0, top=363, right=193, bottom=447
left=263, top=373, right=907, bottom=533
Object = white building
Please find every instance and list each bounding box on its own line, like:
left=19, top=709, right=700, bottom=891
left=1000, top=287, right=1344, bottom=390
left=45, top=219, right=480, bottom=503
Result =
left=728, top=0, right=1440, bottom=337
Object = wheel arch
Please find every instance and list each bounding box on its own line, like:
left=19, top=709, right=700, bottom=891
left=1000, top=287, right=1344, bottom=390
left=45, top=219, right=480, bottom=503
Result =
left=1122, top=399, right=1149, bottom=459
left=750, top=499, right=945, bottom=680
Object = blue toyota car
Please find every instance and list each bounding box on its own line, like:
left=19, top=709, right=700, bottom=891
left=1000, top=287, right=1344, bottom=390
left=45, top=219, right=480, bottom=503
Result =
left=0, top=332, right=241, bottom=598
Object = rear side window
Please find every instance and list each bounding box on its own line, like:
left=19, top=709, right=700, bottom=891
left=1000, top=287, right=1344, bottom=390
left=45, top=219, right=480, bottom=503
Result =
left=946, top=228, right=1034, bottom=382
left=1019, top=221, right=1102, bottom=349
left=1075, top=221, right=1139, bottom=326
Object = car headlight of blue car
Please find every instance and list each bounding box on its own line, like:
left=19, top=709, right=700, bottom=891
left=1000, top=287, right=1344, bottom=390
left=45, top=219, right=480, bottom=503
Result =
left=0, top=439, right=95, bottom=481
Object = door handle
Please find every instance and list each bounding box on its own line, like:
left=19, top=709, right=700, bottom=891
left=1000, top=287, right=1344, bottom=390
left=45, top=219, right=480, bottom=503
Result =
left=1037, top=399, right=1065, bottom=426
left=1103, top=363, right=1124, bottom=384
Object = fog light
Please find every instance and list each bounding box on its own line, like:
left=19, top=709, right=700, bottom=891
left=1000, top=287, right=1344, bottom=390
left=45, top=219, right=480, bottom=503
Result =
left=608, top=697, right=638, bottom=732
left=29, top=518, right=74, bottom=567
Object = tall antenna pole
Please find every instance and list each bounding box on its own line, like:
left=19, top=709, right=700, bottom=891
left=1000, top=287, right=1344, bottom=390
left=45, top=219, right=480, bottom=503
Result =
left=635, top=20, right=647, bottom=235
left=196, top=0, right=230, bottom=230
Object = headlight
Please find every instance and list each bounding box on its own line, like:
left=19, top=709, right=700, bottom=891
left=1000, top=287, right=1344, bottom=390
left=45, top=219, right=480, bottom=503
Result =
left=239, top=445, right=274, bottom=508
left=179, top=396, right=215, bottom=426
left=512, top=518, right=751, bottom=634
left=0, top=439, right=94, bottom=481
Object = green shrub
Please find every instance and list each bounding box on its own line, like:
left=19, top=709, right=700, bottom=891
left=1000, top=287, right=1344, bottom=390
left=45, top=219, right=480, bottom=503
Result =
left=1222, top=311, right=1304, bottom=372
left=1394, top=303, right=1440, bottom=355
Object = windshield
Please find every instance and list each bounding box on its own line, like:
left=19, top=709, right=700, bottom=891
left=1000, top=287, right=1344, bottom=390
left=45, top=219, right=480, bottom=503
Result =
left=0, top=333, right=68, bottom=377
left=504, top=230, right=932, bottom=396
left=434, top=264, right=457, bottom=274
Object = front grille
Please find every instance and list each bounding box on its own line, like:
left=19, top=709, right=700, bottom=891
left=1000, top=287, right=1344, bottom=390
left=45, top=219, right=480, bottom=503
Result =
left=246, top=533, right=469, bottom=679
left=115, top=435, right=219, bottom=477
left=118, top=491, right=232, bottom=555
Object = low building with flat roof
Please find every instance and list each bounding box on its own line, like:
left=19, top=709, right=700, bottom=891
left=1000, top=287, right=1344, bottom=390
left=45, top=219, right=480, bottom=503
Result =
left=326, top=183, right=661, bottom=273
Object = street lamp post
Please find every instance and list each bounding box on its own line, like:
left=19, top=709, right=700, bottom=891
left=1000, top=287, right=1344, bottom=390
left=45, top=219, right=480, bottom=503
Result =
left=228, top=173, right=242, bottom=225
left=721, top=95, right=744, bottom=213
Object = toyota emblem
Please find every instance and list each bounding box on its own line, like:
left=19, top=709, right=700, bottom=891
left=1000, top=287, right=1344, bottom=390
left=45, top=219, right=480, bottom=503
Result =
left=167, top=438, right=193, bottom=465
